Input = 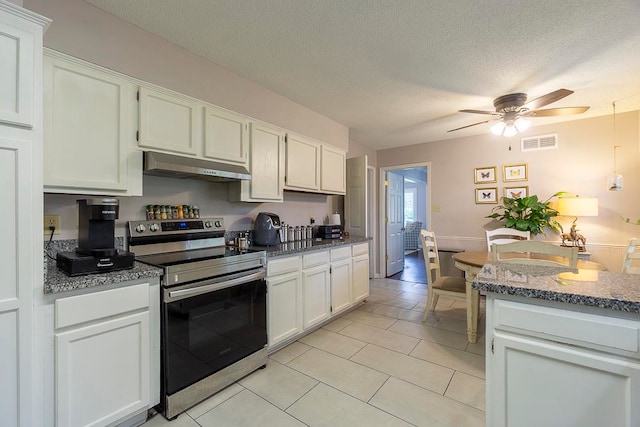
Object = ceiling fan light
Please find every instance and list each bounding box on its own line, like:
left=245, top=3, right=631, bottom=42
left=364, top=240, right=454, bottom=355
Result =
left=503, top=124, right=518, bottom=137
left=490, top=122, right=506, bottom=135
left=514, top=118, right=531, bottom=132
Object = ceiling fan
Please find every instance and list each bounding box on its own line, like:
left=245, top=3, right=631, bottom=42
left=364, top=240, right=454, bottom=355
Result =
left=448, top=89, right=589, bottom=136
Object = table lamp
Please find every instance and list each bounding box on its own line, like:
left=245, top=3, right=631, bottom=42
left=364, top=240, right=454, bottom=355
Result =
left=556, top=196, right=598, bottom=251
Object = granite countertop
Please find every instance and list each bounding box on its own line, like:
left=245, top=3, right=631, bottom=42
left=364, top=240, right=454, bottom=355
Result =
left=45, top=258, right=163, bottom=294
left=472, top=262, right=640, bottom=313
left=44, top=235, right=370, bottom=294
left=44, top=237, right=162, bottom=294
left=251, top=236, right=371, bottom=257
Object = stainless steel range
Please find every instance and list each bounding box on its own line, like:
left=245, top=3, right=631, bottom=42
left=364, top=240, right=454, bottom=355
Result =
left=128, top=218, right=267, bottom=420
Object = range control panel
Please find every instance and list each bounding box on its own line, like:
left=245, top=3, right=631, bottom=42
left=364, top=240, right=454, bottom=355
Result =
left=128, top=217, right=224, bottom=237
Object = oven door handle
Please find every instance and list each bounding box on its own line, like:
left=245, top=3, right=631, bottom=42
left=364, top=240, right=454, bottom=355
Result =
left=166, top=270, right=266, bottom=301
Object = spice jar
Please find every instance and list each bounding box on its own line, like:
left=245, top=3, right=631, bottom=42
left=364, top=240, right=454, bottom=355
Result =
left=177, top=205, right=184, bottom=219
left=193, top=206, right=200, bottom=218
left=146, top=205, right=154, bottom=220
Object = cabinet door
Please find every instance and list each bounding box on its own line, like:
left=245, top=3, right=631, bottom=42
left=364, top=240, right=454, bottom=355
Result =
left=0, top=137, right=34, bottom=427
left=330, top=258, right=352, bottom=315
left=0, top=10, right=35, bottom=127
left=55, top=312, right=150, bottom=427
left=138, top=86, right=201, bottom=155
left=267, top=271, right=302, bottom=347
left=44, top=54, right=141, bottom=195
left=229, top=122, right=285, bottom=202
left=285, top=133, right=320, bottom=191
left=490, top=331, right=640, bottom=427
left=321, top=145, right=346, bottom=194
left=248, top=123, right=284, bottom=201
left=203, top=106, right=249, bottom=165
left=352, top=254, right=370, bottom=303
left=302, top=264, right=330, bottom=329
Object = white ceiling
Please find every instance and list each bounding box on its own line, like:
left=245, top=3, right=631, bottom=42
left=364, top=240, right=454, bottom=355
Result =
left=87, top=0, right=640, bottom=150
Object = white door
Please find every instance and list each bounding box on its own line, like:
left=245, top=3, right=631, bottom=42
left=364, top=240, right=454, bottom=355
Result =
left=345, top=155, right=367, bottom=237
left=386, top=171, right=404, bottom=276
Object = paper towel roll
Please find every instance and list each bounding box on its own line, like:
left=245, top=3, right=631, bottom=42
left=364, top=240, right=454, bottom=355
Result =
left=331, top=213, right=341, bottom=225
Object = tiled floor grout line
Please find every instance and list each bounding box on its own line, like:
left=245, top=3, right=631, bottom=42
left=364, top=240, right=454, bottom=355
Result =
left=365, top=376, right=421, bottom=427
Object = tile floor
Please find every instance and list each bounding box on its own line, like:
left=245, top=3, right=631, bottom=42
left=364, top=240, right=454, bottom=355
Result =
left=143, top=278, right=486, bottom=427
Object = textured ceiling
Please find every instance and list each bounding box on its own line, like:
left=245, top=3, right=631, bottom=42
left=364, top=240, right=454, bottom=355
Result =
left=87, top=0, right=640, bottom=149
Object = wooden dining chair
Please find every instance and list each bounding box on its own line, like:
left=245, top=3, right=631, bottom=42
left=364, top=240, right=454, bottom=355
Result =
left=420, top=230, right=472, bottom=322
left=485, top=227, right=531, bottom=251
left=622, top=238, right=640, bottom=274
left=492, top=240, right=578, bottom=269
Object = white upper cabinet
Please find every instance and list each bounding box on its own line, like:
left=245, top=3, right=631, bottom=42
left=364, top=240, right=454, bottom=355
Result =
left=203, top=106, right=249, bottom=166
left=229, top=122, right=284, bottom=202
left=44, top=51, right=142, bottom=195
left=320, top=145, right=346, bottom=194
left=285, top=133, right=320, bottom=191
left=0, top=8, right=36, bottom=128
left=138, top=86, right=201, bottom=156
left=284, top=132, right=346, bottom=195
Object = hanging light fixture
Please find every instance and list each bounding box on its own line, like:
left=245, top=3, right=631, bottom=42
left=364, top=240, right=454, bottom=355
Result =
left=490, top=111, right=531, bottom=137
left=607, top=102, right=623, bottom=191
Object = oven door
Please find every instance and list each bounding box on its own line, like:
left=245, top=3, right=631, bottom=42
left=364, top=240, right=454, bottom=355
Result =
left=161, top=268, right=267, bottom=397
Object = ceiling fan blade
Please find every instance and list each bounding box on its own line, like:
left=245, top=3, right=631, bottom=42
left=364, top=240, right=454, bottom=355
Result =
left=526, top=106, right=590, bottom=117
left=447, top=119, right=493, bottom=132
left=459, top=109, right=500, bottom=115
left=522, top=88, right=573, bottom=110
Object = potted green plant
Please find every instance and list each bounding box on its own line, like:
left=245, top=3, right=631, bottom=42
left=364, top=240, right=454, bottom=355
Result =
left=486, top=191, right=568, bottom=236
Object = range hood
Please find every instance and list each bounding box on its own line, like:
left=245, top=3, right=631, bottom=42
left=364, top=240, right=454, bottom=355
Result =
left=143, top=151, right=251, bottom=182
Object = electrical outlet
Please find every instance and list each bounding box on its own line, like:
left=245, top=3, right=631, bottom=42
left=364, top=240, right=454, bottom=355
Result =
left=433, top=204, right=441, bottom=212
left=44, top=214, right=60, bottom=235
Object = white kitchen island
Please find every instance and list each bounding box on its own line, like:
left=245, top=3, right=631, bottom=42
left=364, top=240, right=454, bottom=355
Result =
left=473, top=263, right=640, bottom=427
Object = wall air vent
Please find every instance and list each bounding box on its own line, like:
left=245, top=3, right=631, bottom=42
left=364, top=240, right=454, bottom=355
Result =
left=521, top=134, right=558, bottom=152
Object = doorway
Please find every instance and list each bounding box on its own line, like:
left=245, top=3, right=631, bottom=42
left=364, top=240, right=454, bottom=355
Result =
left=379, top=163, right=430, bottom=278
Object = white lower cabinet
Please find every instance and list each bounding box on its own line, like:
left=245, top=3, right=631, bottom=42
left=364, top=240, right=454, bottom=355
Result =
left=266, top=255, right=303, bottom=348
left=352, top=243, right=370, bottom=303
left=302, top=250, right=331, bottom=329
left=330, top=247, right=352, bottom=315
left=53, top=282, right=155, bottom=427
left=487, top=297, right=640, bottom=427
left=266, top=243, right=369, bottom=348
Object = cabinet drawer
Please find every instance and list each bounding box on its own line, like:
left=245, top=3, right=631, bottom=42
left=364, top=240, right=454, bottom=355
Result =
left=330, top=246, right=351, bottom=262
left=303, top=250, right=329, bottom=269
left=55, top=283, right=150, bottom=329
left=267, top=255, right=301, bottom=277
left=352, top=243, right=369, bottom=257
left=493, top=300, right=640, bottom=355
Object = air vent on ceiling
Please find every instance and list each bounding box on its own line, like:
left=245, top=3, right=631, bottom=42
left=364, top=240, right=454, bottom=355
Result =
left=521, top=134, right=558, bottom=152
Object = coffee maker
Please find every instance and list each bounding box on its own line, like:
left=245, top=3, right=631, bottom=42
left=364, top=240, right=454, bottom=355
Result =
left=57, top=198, right=135, bottom=276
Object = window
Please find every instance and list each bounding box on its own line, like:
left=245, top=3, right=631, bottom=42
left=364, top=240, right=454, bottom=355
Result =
left=404, top=188, right=416, bottom=225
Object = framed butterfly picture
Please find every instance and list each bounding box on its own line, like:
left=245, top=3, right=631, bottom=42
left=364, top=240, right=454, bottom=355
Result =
left=475, top=187, right=498, bottom=204
left=504, top=186, right=529, bottom=199
left=474, top=166, right=497, bottom=184
left=503, top=164, right=528, bottom=182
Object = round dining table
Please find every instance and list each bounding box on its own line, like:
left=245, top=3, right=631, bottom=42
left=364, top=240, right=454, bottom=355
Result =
left=451, top=251, right=605, bottom=344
